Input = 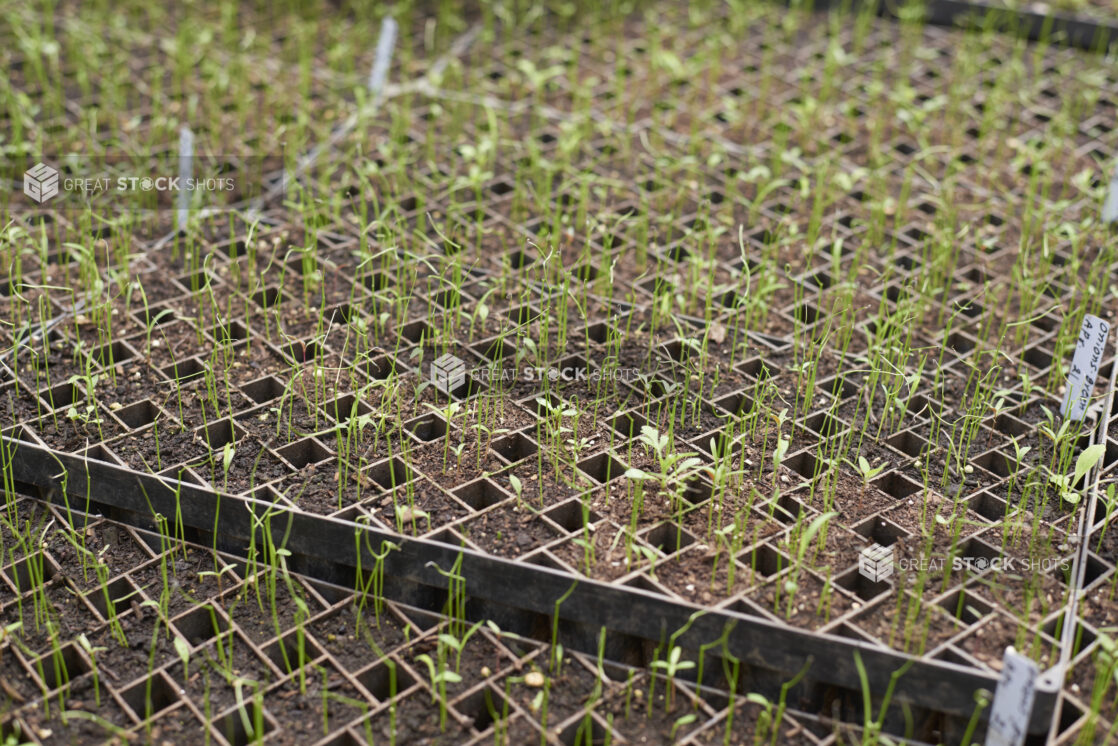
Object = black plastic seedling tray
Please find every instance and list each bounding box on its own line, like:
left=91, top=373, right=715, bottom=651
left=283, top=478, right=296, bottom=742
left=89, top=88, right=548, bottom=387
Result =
left=1, top=434, right=1061, bottom=742
left=5, top=0, right=1118, bottom=743
left=817, top=0, right=1118, bottom=50
left=0, top=486, right=870, bottom=745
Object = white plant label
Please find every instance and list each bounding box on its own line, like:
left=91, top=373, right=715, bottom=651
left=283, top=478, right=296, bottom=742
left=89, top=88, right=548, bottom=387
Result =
left=984, top=647, right=1037, bottom=746
left=1103, top=163, right=1118, bottom=224
left=1060, top=314, right=1110, bottom=421
left=176, top=126, right=193, bottom=230
left=368, top=17, right=398, bottom=97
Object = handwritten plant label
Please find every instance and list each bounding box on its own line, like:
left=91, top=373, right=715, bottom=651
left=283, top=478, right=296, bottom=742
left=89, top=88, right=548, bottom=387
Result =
left=1061, top=314, right=1110, bottom=421
left=984, top=647, right=1037, bottom=746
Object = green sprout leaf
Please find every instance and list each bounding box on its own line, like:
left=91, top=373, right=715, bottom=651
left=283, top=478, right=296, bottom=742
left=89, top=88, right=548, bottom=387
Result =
left=1074, top=443, right=1105, bottom=485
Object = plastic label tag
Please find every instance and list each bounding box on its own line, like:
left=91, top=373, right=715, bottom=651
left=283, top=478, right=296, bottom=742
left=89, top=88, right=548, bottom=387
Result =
left=368, top=17, right=398, bottom=96
left=1103, top=164, right=1118, bottom=223
left=1060, top=314, right=1110, bottom=421
left=985, top=647, right=1037, bottom=746
left=176, top=126, right=193, bottom=230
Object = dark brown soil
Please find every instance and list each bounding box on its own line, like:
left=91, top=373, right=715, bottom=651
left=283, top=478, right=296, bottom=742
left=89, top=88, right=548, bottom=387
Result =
left=308, top=608, right=413, bottom=672
left=267, top=672, right=371, bottom=745
left=459, top=506, right=561, bottom=558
